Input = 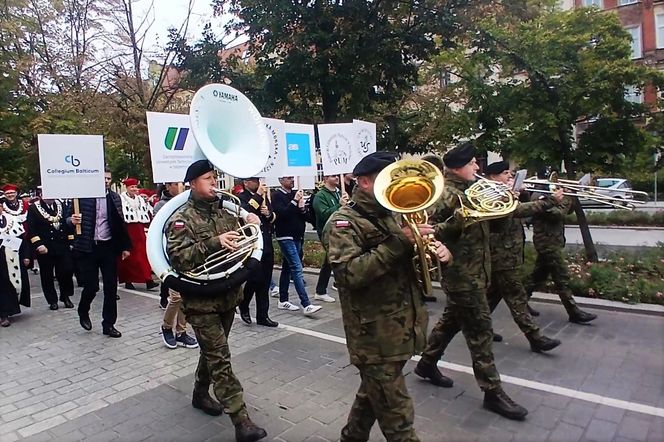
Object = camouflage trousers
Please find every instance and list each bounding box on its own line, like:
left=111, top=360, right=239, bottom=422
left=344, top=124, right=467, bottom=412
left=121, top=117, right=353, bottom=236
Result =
left=420, top=291, right=501, bottom=392
left=487, top=270, right=540, bottom=337
left=341, top=361, right=419, bottom=442
left=186, top=309, right=248, bottom=425
left=526, top=248, right=576, bottom=307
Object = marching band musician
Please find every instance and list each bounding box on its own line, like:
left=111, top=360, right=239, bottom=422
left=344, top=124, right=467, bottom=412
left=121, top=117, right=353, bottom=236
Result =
left=118, top=178, right=158, bottom=291
left=27, top=195, right=75, bottom=310
left=323, top=152, right=452, bottom=442
left=0, top=199, right=31, bottom=327
left=237, top=177, right=279, bottom=327
left=166, top=160, right=267, bottom=442
left=483, top=161, right=562, bottom=352
left=414, top=142, right=528, bottom=421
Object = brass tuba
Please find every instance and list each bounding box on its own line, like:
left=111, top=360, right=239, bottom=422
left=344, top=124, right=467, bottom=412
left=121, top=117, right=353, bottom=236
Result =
left=374, top=159, right=445, bottom=296
left=146, top=84, right=269, bottom=296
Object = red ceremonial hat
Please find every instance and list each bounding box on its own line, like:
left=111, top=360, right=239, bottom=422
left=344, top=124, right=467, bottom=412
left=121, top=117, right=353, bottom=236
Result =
left=123, top=178, right=139, bottom=186
left=138, top=188, right=150, bottom=196
left=2, top=184, right=18, bottom=192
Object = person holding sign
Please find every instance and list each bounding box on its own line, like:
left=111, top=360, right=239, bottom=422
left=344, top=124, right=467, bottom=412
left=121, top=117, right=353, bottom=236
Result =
left=27, top=196, right=75, bottom=310
left=67, top=169, right=132, bottom=338
left=117, top=178, right=158, bottom=291
left=0, top=200, right=31, bottom=327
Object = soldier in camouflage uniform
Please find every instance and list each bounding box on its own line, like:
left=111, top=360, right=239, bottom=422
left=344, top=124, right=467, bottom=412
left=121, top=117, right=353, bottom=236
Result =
left=322, top=152, right=452, bottom=442
left=525, top=178, right=597, bottom=324
left=166, top=160, right=267, bottom=442
left=414, top=142, right=528, bottom=421
left=483, top=161, right=561, bottom=352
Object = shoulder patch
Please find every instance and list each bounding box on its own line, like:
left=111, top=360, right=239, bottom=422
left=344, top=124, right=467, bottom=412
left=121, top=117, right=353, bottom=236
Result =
left=335, top=220, right=350, bottom=228
left=172, top=221, right=185, bottom=230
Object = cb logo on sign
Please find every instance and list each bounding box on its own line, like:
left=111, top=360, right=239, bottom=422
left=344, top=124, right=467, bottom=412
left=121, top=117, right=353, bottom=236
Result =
left=65, top=155, right=81, bottom=167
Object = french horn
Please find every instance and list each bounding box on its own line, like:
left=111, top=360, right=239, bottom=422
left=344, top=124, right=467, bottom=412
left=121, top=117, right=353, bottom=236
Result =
left=147, top=84, right=270, bottom=296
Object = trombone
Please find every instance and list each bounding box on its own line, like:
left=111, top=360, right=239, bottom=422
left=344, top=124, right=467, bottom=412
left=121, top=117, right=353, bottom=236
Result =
left=523, top=173, right=648, bottom=210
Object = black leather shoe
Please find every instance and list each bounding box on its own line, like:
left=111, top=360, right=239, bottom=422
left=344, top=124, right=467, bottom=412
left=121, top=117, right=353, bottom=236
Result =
left=102, top=326, right=122, bottom=338
left=192, top=391, right=223, bottom=416
left=62, top=298, right=74, bottom=309
left=493, top=333, right=503, bottom=342
left=256, top=317, right=279, bottom=327
left=79, top=315, right=92, bottom=331
left=422, top=295, right=437, bottom=303
left=116, top=294, right=120, bottom=300
left=527, top=303, right=540, bottom=317
left=484, top=388, right=528, bottom=420
left=414, top=359, right=454, bottom=388
left=527, top=334, right=561, bottom=353
left=49, top=303, right=59, bottom=311
left=240, top=311, right=252, bottom=325
left=146, top=280, right=159, bottom=290
left=124, top=283, right=135, bottom=290
left=235, top=418, right=267, bottom=442
left=568, top=306, right=597, bottom=324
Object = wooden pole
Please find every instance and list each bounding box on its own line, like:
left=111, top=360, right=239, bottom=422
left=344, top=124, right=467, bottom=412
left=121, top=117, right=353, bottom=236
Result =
left=73, top=198, right=82, bottom=235
left=339, top=174, right=346, bottom=195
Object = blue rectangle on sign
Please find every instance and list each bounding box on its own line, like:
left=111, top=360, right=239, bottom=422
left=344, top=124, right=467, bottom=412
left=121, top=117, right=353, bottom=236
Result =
left=285, top=133, right=312, bottom=167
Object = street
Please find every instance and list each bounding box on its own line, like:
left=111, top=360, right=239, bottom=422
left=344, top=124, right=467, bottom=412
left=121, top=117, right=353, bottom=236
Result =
left=1, top=271, right=663, bottom=441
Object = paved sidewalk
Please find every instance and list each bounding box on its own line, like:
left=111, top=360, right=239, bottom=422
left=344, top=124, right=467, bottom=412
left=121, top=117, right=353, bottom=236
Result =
left=1, top=272, right=663, bottom=441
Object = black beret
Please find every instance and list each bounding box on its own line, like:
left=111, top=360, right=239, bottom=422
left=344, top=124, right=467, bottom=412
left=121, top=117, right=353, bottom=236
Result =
left=443, top=141, right=476, bottom=169
left=485, top=161, right=509, bottom=176
left=184, top=160, right=215, bottom=182
left=352, top=151, right=399, bottom=177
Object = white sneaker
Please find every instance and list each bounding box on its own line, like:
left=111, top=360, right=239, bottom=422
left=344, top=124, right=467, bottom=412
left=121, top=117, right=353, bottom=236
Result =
left=277, top=301, right=300, bottom=311
left=331, top=282, right=338, bottom=292
left=314, top=294, right=336, bottom=303
left=270, top=286, right=279, bottom=297
left=303, top=305, right=322, bottom=316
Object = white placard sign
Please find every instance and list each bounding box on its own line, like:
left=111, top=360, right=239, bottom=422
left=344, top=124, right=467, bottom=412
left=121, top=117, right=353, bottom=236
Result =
left=283, top=123, right=318, bottom=177
left=38, top=134, right=106, bottom=199
left=318, top=123, right=355, bottom=175
left=147, top=112, right=205, bottom=183
left=258, top=118, right=286, bottom=178
left=353, top=119, right=377, bottom=162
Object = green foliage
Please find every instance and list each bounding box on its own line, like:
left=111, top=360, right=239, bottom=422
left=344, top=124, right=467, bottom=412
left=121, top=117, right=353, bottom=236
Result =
left=563, top=210, right=664, bottom=226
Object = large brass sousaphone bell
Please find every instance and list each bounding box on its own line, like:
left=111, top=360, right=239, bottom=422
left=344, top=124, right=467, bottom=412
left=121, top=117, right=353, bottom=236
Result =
left=374, top=159, right=445, bottom=296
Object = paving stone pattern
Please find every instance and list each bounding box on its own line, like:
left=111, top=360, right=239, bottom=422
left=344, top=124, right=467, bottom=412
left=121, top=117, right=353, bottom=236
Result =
left=1, top=272, right=663, bottom=441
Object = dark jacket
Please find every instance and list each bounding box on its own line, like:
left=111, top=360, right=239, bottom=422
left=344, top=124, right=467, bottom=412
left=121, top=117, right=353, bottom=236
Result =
left=272, top=187, right=306, bottom=240
left=432, top=172, right=491, bottom=295
left=313, top=186, right=341, bottom=236
left=322, top=188, right=428, bottom=365
left=153, top=189, right=173, bottom=215
left=26, top=200, right=74, bottom=256
left=531, top=194, right=574, bottom=253
left=237, top=189, right=276, bottom=236
left=65, top=191, right=132, bottom=255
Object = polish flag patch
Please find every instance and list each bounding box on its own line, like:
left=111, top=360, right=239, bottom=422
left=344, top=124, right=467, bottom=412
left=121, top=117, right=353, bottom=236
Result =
left=335, top=220, right=350, bottom=228
left=172, top=221, right=185, bottom=230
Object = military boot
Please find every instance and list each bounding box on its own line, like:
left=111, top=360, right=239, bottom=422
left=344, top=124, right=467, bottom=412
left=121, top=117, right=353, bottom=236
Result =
left=483, top=388, right=528, bottom=420
left=192, top=385, right=223, bottom=416
left=414, top=359, right=454, bottom=388
left=565, top=304, right=597, bottom=324
left=234, top=417, right=267, bottom=442
left=526, top=333, right=561, bottom=353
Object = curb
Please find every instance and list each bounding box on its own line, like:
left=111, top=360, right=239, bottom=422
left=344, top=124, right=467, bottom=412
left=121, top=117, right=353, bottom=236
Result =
left=565, top=225, right=664, bottom=231
left=290, top=266, right=664, bottom=317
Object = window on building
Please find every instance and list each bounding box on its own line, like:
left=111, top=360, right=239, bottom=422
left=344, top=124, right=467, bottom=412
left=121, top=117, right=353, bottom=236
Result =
left=618, top=0, right=637, bottom=5
left=624, top=85, right=643, bottom=104
left=582, top=0, right=602, bottom=7
left=657, top=13, right=664, bottom=49
left=626, top=26, right=642, bottom=59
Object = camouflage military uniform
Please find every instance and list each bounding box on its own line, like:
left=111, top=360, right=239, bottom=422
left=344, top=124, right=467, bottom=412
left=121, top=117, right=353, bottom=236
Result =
left=420, top=172, right=501, bottom=392
left=525, top=195, right=577, bottom=307
left=486, top=196, right=554, bottom=337
left=322, top=188, right=428, bottom=442
left=167, top=194, right=248, bottom=425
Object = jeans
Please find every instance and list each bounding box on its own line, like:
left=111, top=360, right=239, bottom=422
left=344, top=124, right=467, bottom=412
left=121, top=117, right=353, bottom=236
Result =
left=278, top=238, right=311, bottom=307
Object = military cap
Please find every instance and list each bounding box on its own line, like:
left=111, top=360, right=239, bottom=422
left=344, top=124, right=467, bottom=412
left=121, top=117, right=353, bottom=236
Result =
left=352, top=151, right=398, bottom=177
left=485, top=161, right=509, bottom=176
left=443, top=141, right=476, bottom=169
left=184, top=159, right=214, bottom=182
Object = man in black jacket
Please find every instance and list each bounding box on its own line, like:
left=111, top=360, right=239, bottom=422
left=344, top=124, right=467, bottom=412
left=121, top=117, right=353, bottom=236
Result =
left=27, top=197, right=75, bottom=310
left=67, top=169, right=132, bottom=338
left=237, top=178, right=278, bottom=327
left=272, top=176, right=321, bottom=317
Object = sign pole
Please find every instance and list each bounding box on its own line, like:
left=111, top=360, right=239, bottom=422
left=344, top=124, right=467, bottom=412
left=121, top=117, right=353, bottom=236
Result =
left=340, top=174, right=345, bottom=195
left=73, top=198, right=82, bottom=235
